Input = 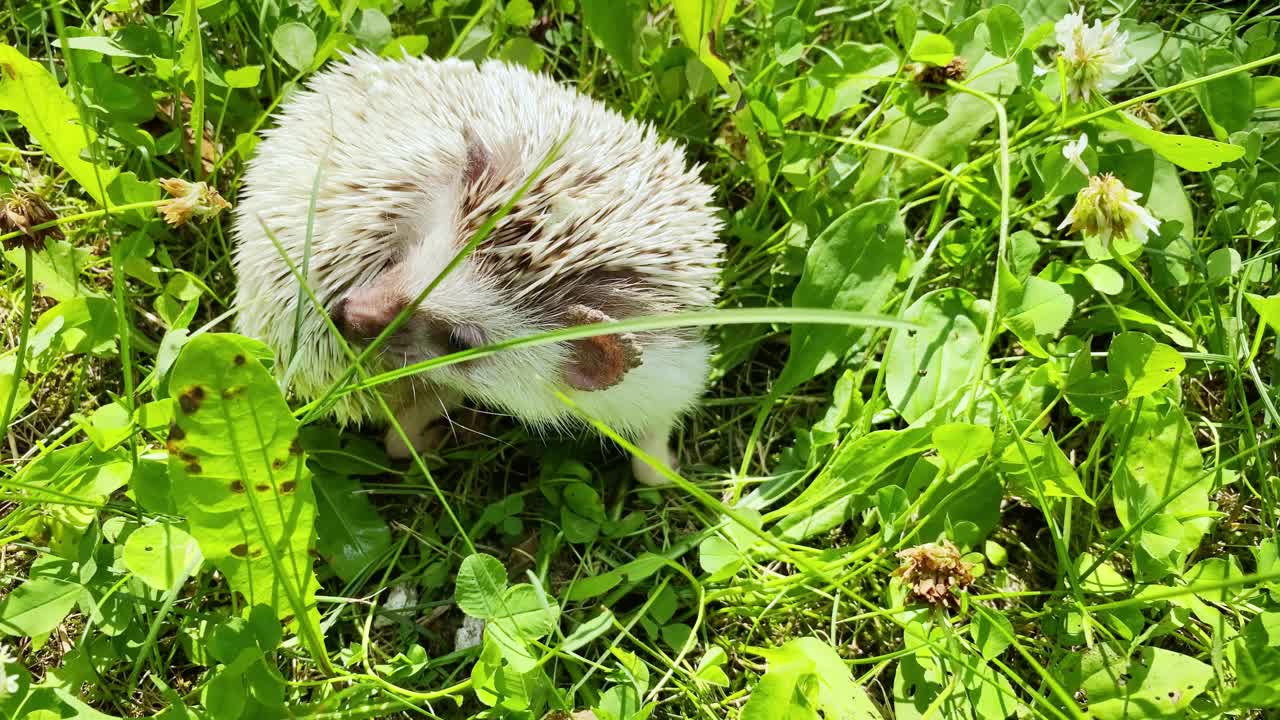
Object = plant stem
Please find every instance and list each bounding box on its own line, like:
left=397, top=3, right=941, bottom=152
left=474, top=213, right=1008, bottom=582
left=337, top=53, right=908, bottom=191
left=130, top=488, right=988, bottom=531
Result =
left=0, top=199, right=167, bottom=247
left=1114, top=251, right=1197, bottom=342
left=2, top=246, right=34, bottom=459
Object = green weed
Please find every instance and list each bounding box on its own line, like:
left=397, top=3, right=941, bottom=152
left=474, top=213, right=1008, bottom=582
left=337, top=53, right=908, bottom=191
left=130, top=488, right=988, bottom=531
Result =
left=1, top=1, right=1279, bottom=719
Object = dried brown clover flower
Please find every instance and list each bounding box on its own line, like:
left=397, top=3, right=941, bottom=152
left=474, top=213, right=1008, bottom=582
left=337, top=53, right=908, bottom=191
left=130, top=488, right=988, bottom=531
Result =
left=1, top=190, right=61, bottom=251
left=893, top=540, right=974, bottom=608
left=158, top=178, right=231, bottom=226
left=909, top=57, right=968, bottom=94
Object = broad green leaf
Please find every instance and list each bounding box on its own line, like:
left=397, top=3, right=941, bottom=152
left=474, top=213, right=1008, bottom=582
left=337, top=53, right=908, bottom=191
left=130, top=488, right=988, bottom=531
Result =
left=1082, top=263, right=1124, bottom=295
left=54, top=35, right=144, bottom=57
left=885, top=288, right=983, bottom=423
left=1111, top=404, right=1210, bottom=580
left=1257, top=76, right=1280, bottom=108
left=807, top=43, right=899, bottom=119
left=490, top=584, right=559, bottom=640
left=1194, top=48, right=1254, bottom=136
left=13, top=442, right=130, bottom=556
left=694, top=646, right=731, bottom=687
left=1072, top=553, right=1129, bottom=594
left=3, top=238, right=95, bottom=302
left=0, top=556, right=80, bottom=636
left=777, top=199, right=905, bottom=394
left=1231, top=611, right=1280, bottom=708
left=970, top=611, right=1013, bottom=659
left=742, top=637, right=882, bottom=720
left=225, top=65, right=263, bottom=89
left=905, top=456, right=1004, bottom=546
left=876, top=485, right=910, bottom=543
left=33, top=296, right=118, bottom=357
left=1144, top=159, right=1196, bottom=288
left=581, top=0, right=645, bottom=72
left=671, top=0, right=739, bottom=97
left=932, top=423, right=993, bottom=470
left=1060, top=644, right=1211, bottom=719
left=167, top=333, right=322, bottom=635
left=123, top=522, right=202, bottom=591
left=0, top=355, right=32, bottom=428
left=273, top=22, right=317, bottom=72
left=80, top=63, right=153, bottom=124
left=456, top=553, right=508, bottom=619
left=1001, top=269, right=1073, bottom=356
left=1096, top=114, right=1244, bottom=171
left=353, top=9, right=392, bottom=49
left=698, top=535, right=742, bottom=580
left=381, top=35, right=430, bottom=58
left=471, top=634, right=544, bottom=711
left=560, top=482, right=607, bottom=544
left=1107, top=332, right=1184, bottom=400
left=1246, top=292, right=1280, bottom=334
left=774, top=424, right=935, bottom=540
left=313, top=472, right=391, bottom=584
left=562, top=609, right=614, bottom=653
left=1000, top=431, right=1092, bottom=503
left=503, top=0, right=534, bottom=25
left=772, top=16, right=805, bottom=66
left=0, top=44, right=119, bottom=203
left=986, top=5, right=1024, bottom=58
left=909, top=32, right=954, bottom=65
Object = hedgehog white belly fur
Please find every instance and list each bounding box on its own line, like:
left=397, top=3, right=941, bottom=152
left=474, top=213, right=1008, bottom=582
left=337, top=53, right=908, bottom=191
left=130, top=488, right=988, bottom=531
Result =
left=232, top=52, right=724, bottom=484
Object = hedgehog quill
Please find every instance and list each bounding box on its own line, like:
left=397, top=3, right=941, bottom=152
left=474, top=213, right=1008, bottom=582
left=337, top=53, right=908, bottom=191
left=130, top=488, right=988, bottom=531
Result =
left=232, top=53, right=724, bottom=485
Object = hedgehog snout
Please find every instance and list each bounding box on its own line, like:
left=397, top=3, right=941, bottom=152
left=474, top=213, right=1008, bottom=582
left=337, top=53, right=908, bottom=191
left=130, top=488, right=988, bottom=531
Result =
left=335, top=286, right=408, bottom=342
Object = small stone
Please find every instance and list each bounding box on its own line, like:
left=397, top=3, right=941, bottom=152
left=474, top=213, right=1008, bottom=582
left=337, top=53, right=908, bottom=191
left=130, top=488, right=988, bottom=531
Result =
left=454, top=614, right=486, bottom=651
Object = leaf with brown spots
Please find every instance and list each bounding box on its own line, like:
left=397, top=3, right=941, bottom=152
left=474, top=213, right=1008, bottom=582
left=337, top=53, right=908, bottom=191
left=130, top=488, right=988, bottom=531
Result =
left=166, top=333, right=323, bottom=657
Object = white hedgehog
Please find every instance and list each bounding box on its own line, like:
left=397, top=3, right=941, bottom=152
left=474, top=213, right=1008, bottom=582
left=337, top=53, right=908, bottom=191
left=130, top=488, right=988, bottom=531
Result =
left=232, top=52, right=724, bottom=485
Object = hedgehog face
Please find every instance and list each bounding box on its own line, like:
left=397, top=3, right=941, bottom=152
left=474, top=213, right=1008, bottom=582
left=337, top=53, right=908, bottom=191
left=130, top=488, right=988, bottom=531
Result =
left=331, top=211, right=644, bottom=423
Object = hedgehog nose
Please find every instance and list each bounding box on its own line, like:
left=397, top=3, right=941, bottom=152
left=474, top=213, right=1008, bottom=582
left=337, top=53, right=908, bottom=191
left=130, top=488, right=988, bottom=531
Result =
left=334, top=287, right=407, bottom=341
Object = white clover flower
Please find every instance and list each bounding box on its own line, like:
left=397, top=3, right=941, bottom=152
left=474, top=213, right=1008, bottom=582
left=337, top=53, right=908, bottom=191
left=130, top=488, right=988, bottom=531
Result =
left=1054, top=8, right=1134, bottom=102
left=1059, top=174, right=1161, bottom=247
left=1062, top=134, right=1090, bottom=177
left=0, top=645, right=14, bottom=664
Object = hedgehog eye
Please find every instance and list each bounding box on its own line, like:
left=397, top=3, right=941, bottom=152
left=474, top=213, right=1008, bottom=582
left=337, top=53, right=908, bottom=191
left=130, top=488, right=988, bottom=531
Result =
left=445, top=324, right=485, bottom=355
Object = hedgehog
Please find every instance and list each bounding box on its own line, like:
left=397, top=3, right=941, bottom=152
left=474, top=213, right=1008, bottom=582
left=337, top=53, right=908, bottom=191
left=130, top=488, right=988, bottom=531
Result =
left=231, top=51, right=724, bottom=486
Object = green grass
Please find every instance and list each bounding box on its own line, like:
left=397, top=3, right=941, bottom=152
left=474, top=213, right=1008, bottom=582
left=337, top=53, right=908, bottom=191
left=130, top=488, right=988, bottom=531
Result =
left=2, top=0, right=1280, bottom=718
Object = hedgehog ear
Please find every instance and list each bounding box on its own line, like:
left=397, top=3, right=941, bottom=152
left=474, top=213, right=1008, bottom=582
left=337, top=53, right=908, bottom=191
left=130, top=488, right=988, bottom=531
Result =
left=562, top=305, right=643, bottom=392
left=462, top=126, right=491, bottom=186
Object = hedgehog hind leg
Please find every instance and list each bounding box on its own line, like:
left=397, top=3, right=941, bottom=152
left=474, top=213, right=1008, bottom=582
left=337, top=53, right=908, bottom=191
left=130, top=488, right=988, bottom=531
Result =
left=384, top=384, right=465, bottom=459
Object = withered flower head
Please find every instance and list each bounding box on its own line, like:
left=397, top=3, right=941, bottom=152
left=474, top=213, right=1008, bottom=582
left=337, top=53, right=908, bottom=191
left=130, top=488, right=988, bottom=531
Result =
left=1, top=190, right=61, bottom=251
left=1058, top=173, right=1160, bottom=247
left=893, top=540, right=974, bottom=608
left=158, top=178, right=231, bottom=226
left=909, top=57, right=968, bottom=95
left=1129, top=102, right=1164, bottom=131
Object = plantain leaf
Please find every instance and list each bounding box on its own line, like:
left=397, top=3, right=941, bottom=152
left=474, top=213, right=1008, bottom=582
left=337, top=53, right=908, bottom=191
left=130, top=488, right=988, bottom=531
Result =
left=742, top=637, right=882, bottom=719
left=885, top=288, right=984, bottom=423
left=166, top=333, right=322, bottom=642
left=0, top=556, right=81, bottom=637
left=671, top=0, right=739, bottom=98
left=0, top=44, right=118, bottom=203
left=581, top=0, right=645, bottom=72
left=1096, top=114, right=1245, bottom=171
left=313, top=471, right=391, bottom=583
left=777, top=199, right=905, bottom=394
